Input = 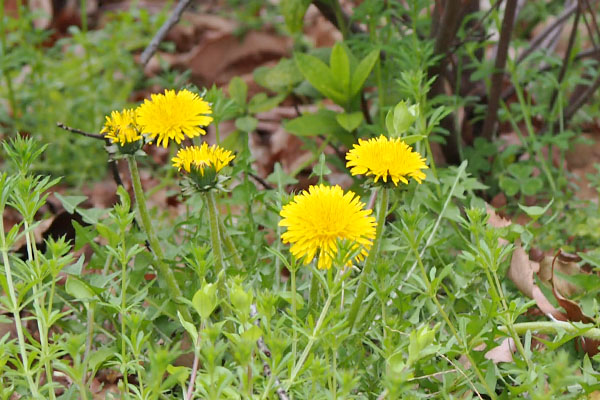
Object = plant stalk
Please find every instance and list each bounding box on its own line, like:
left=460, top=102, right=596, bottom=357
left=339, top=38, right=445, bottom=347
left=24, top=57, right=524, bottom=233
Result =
left=205, top=191, right=225, bottom=275
left=127, top=156, right=191, bottom=321
left=346, top=188, right=389, bottom=332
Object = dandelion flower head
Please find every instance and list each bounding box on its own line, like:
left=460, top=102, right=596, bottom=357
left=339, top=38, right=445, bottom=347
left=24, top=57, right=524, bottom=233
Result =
left=346, top=135, right=428, bottom=185
left=100, top=109, right=142, bottom=146
left=136, top=89, right=213, bottom=148
left=279, top=184, right=376, bottom=270
left=172, top=143, right=235, bottom=175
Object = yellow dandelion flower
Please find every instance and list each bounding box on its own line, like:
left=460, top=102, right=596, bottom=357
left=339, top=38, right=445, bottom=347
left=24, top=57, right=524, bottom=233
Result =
left=346, top=135, right=428, bottom=185
left=279, top=184, right=376, bottom=270
left=100, top=109, right=142, bottom=146
left=172, top=143, right=235, bottom=174
left=136, top=89, right=213, bottom=148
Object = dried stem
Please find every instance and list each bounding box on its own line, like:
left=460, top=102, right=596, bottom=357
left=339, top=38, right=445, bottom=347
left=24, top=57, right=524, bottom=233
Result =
left=139, top=0, right=193, bottom=66
left=481, top=0, right=518, bottom=140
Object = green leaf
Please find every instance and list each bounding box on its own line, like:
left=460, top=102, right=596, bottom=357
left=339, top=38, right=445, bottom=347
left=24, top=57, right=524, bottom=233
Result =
left=228, top=76, right=248, bottom=107
left=267, top=162, right=298, bottom=186
left=192, top=282, right=218, bottom=320
left=336, top=111, right=363, bottom=132
left=278, top=291, right=304, bottom=310
left=330, top=42, right=350, bottom=98
left=284, top=109, right=341, bottom=137
left=521, top=177, right=543, bottom=196
left=235, top=116, right=258, bottom=133
left=294, top=52, right=345, bottom=105
left=87, top=347, right=116, bottom=372
left=241, top=325, right=263, bottom=342
left=248, top=92, right=287, bottom=114
left=280, top=0, right=310, bottom=33
left=54, top=193, right=87, bottom=214
left=499, top=176, right=519, bottom=197
left=518, top=198, right=554, bottom=219
left=350, top=49, right=379, bottom=97
left=65, top=276, right=99, bottom=302
left=284, top=109, right=355, bottom=147
left=254, top=58, right=303, bottom=92
left=177, top=311, right=198, bottom=345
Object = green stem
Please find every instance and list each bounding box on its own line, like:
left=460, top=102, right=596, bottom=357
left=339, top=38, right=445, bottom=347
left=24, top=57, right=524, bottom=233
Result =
left=291, top=265, right=297, bottom=371
left=411, top=246, right=495, bottom=398
left=25, top=224, right=55, bottom=399
left=1, top=247, right=40, bottom=397
left=501, top=322, right=600, bottom=340
left=218, top=217, right=243, bottom=270
left=205, top=191, right=224, bottom=275
left=346, top=188, right=389, bottom=332
left=285, top=286, right=336, bottom=390
left=81, top=302, right=95, bottom=392
left=121, top=258, right=130, bottom=399
left=127, top=157, right=192, bottom=322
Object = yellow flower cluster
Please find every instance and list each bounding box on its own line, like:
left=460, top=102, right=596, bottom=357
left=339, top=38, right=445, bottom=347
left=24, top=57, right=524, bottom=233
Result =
left=279, top=134, right=428, bottom=270
left=100, top=88, right=234, bottom=181
left=100, top=88, right=213, bottom=148
left=100, top=109, right=142, bottom=146
left=172, top=143, right=235, bottom=175
left=346, top=135, right=428, bottom=185
left=279, top=185, right=376, bottom=270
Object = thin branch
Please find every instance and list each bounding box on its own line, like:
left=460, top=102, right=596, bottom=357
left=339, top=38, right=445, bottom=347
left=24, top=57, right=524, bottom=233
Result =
left=516, top=2, right=578, bottom=64
left=427, top=0, right=466, bottom=164
left=248, top=171, right=273, bottom=190
left=250, top=304, right=290, bottom=400
left=56, top=122, right=103, bottom=140
left=564, top=72, right=600, bottom=121
left=548, top=3, right=581, bottom=114
left=481, top=0, right=519, bottom=140
left=580, top=0, right=600, bottom=48
left=139, top=0, right=193, bottom=67
left=312, top=0, right=364, bottom=36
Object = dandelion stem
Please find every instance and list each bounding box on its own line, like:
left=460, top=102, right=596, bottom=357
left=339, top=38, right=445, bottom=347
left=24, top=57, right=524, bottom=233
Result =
left=127, top=156, right=191, bottom=322
left=205, top=191, right=225, bottom=275
left=346, top=188, right=389, bottom=332
left=285, top=284, right=336, bottom=390
left=219, top=216, right=243, bottom=270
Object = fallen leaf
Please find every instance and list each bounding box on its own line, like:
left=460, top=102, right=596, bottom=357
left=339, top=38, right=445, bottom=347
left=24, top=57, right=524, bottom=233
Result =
left=507, top=242, right=567, bottom=321
left=484, top=338, right=515, bottom=363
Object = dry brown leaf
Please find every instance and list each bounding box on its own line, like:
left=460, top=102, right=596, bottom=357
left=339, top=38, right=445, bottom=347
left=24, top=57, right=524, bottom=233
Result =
left=507, top=242, right=567, bottom=321
left=538, top=256, right=582, bottom=297
left=484, top=338, right=515, bottom=363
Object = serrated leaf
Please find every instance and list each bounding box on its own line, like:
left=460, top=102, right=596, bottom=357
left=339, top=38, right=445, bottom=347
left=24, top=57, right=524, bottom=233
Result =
left=336, top=111, right=363, bottom=132
left=350, top=49, right=379, bottom=96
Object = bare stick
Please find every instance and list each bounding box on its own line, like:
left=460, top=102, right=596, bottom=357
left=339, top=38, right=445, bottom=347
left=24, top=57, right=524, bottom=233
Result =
left=139, top=0, right=193, bottom=67
left=481, top=0, right=518, bottom=140
left=564, top=73, right=600, bottom=122
left=250, top=304, right=290, bottom=400
left=548, top=3, right=581, bottom=114
left=516, top=2, right=578, bottom=64
left=56, top=122, right=103, bottom=140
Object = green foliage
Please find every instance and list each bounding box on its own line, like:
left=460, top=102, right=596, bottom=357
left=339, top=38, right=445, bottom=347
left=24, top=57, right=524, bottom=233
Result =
left=2, top=1, right=600, bottom=399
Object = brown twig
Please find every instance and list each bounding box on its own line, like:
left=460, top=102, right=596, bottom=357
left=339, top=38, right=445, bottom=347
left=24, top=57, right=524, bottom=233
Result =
left=56, top=122, right=103, bottom=140
left=427, top=0, right=467, bottom=164
left=516, top=2, right=578, bottom=64
left=312, top=0, right=363, bottom=36
left=250, top=304, right=290, bottom=400
left=248, top=171, right=273, bottom=190
left=548, top=3, right=581, bottom=115
left=564, top=73, right=600, bottom=122
left=139, top=0, right=193, bottom=67
left=481, top=0, right=518, bottom=140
